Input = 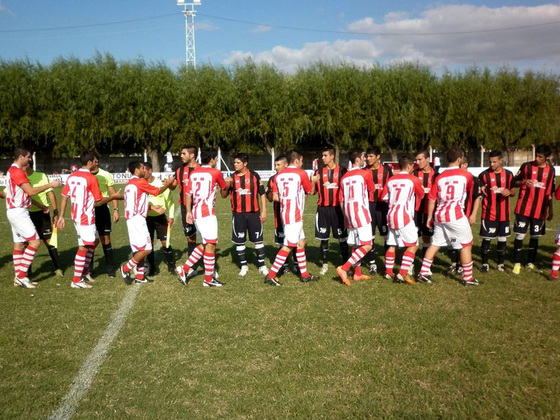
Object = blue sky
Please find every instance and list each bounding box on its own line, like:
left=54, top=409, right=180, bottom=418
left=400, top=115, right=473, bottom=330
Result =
left=1, top=0, right=559, bottom=73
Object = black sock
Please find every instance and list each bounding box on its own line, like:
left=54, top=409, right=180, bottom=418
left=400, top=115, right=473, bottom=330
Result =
left=497, top=241, right=506, bottom=265
left=320, top=240, right=329, bottom=264
left=528, top=238, right=538, bottom=264
left=102, top=243, right=114, bottom=272
left=340, top=241, right=349, bottom=262
left=47, top=244, right=61, bottom=270
left=513, top=239, right=523, bottom=264
left=481, top=239, right=491, bottom=265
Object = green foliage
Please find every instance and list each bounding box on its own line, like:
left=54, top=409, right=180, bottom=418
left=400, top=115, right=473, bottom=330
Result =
left=1, top=56, right=559, bottom=160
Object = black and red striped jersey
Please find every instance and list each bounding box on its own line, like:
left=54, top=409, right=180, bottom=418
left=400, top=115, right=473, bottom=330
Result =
left=314, top=164, right=346, bottom=207
left=228, top=169, right=265, bottom=213
left=478, top=168, right=514, bottom=222
left=267, top=172, right=282, bottom=229
left=176, top=163, right=200, bottom=206
left=413, top=167, right=438, bottom=214
left=514, top=161, right=555, bottom=220
left=368, top=164, right=393, bottom=202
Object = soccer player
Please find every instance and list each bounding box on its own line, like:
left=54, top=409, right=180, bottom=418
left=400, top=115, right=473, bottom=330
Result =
left=176, top=150, right=228, bottom=287
left=365, top=146, right=393, bottom=274
left=512, top=144, right=555, bottom=274
left=25, top=165, right=63, bottom=277
left=222, top=153, right=269, bottom=277
left=264, top=150, right=318, bottom=286
left=57, top=151, right=121, bottom=289
left=477, top=151, right=514, bottom=273
left=336, top=149, right=375, bottom=286
left=90, top=152, right=120, bottom=277
left=417, top=148, right=480, bottom=286
left=175, top=145, right=200, bottom=277
left=413, top=150, right=438, bottom=256
left=312, top=147, right=348, bottom=276
left=549, top=186, right=560, bottom=280
left=145, top=162, right=176, bottom=276
left=120, top=161, right=174, bottom=284
left=380, top=156, right=425, bottom=285
left=6, top=148, right=61, bottom=289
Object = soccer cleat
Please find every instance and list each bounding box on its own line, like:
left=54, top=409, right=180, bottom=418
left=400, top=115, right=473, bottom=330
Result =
left=238, top=265, right=249, bottom=277
left=497, top=264, right=505, bottom=272
left=480, top=264, right=490, bottom=273
left=264, top=276, right=282, bottom=286
left=203, top=278, right=224, bottom=287
left=14, top=277, right=36, bottom=289
left=417, top=273, right=433, bottom=283
left=397, top=273, right=417, bottom=285
left=134, top=278, right=149, bottom=284
left=300, top=274, right=319, bottom=283
left=353, top=273, right=370, bottom=281
left=187, top=268, right=197, bottom=278
left=291, top=265, right=300, bottom=276
left=549, top=271, right=558, bottom=281
left=512, top=263, right=521, bottom=274
left=457, top=266, right=464, bottom=274
left=82, top=273, right=95, bottom=283
left=213, top=270, right=220, bottom=279
left=369, top=264, right=378, bottom=275
left=336, top=266, right=351, bottom=286
left=384, top=273, right=394, bottom=281
left=258, top=265, right=269, bottom=276
left=176, top=266, right=188, bottom=285
left=54, top=269, right=64, bottom=277
left=319, top=263, right=329, bottom=276
left=120, top=266, right=133, bottom=285
left=526, top=263, right=543, bottom=274
left=167, top=264, right=176, bottom=274
left=71, top=280, right=92, bottom=289
left=463, top=278, right=481, bottom=286
left=107, top=267, right=116, bottom=278
left=407, top=265, right=415, bottom=276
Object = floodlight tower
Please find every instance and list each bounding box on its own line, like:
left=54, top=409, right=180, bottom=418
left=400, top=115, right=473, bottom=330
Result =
left=177, top=0, right=201, bottom=67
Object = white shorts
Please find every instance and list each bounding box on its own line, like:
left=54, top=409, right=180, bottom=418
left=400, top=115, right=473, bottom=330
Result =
left=126, top=216, right=152, bottom=252
left=7, top=208, right=38, bottom=243
left=555, top=224, right=560, bottom=246
left=347, top=225, right=373, bottom=246
left=74, top=223, right=99, bottom=247
left=284, top=221, right=305, bottom=247
left=195, top=215, right=218, bottom=244
left=386, top=221, right=419, bottom=248
left=432, top=217, right=473, bottom=250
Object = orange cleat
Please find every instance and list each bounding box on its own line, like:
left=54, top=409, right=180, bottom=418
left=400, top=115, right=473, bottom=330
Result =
left=336, top=266, right=351, bottom=286
left=353, top=274, right=371, bottom=281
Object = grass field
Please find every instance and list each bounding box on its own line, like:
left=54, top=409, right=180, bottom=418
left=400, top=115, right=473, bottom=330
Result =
left=1, top=187, right=560, bottom=419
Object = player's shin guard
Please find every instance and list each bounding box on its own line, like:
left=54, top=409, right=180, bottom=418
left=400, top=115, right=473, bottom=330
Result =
left=183, top=245, right=204, bottom=271
left=320, top=240, right=329, bottom=264
left=481, top=239, right=491, bottom=265
left=47, top=244, right=61, bottom=270
left=136, top=261, right=145, bottom=281
left=255, top=243, right=266, bottom=267
left=399, top=251, right=416, bottom=276
left=513, top=239, right=523, bottom=264
left=296, top=248, right=309, bottom=278
left=236, top=245, right=247, bottom=267
left=163, top=247, right=175, bottom=270
left=146, top=250, right=156, bottom=274
left=551, top=251, right=560, bottom=278
left=497, top=241, right=507, bottom=265
left=449, top=249, right=459, bottom=266
left=528, top=238, right=539, bottom=264
left=420, top=258, right=434, bottom=276
left=84, top=247, right=94, bottom=275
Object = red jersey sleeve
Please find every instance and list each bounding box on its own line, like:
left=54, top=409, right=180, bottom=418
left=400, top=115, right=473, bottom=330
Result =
left=139, top=178, right=161, bottom=196
left=61, top=183, right=70, bottom=197
left=300, top=169, right=313, bottom=194
left=415, top=177, right=425, bottom=200
left=428, top=178, right=439, bottom=201
left=380, top=185, right=389, bottom=202
left=215, top=169, right=227, bottom=190
left=555, top=184, right=560, bottom=200
left=12, top=167, right=29, bottom=186
left=365, top=170, right=375, bottom=193
left=90, top=176, right=103, bottom=202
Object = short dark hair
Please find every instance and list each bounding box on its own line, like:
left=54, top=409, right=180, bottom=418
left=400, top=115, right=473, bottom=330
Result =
left=322, top=147, right=335, bottom=157
left=181, top=145, right=198, bottom=155
left=143, top=162, right=153, bottom=170
left=200, top=149, right=217, bottom=165
left=348, top=148, right=363, bottom=165
left=234, top=153, right=249, bottom=164
left=275, top=154, right=288, bottom=164
left=446, top=148, right=464, bottom=164
left=366, top=146, right=381, bottom=156
left=128, top=161, right=143, bottom=174
left=398, top=155, right=414, bottom=169
left=535, top=144, right=552, bottom=158
left=415, top=150, right=430, bottom=159
left=81, top=150, right=97, bottom=166
left=13, top=148, right=30, bottom=160
left=287, top=150, right=303, bottom=164
left=489, top=150, right=502, bottom=159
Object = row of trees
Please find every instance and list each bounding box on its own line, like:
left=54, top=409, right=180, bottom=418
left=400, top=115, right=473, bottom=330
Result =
left=1, top=53, right=559, bottom=170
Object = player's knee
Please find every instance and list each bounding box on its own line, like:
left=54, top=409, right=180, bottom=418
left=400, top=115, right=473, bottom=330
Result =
left=515, top=233, right=525, bottom=241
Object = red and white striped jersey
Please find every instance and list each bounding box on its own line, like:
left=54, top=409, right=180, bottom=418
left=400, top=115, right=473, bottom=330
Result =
left=61, top=169, right=103, bottom=225
left=381, top=172, right=425, bottom=229
left=339, top=167, right=375, bottom=228
left=186, top=166, right=227, bottom=219
left=271, top=166, right=313, bottom=225
left=124, top=176, right=161, bottom=219
left=428, top=168, right=474, bottom=223
left=5, top=164, right=31, bottom=209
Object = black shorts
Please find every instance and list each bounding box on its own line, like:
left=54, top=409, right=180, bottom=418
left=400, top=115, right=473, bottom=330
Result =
left=30, top=211, right=52, bottom=240
left=480, top=220, right=511, bottom=239
left=514, top=214, right=546, bottom=237
left=369, top=201, right=388, bottom=237
left=315, top=206, right=347, bottom=240
left=147, top=214, right=169, bottom=242
left=415, top=212, right=434, bottom=237
left=180, top=205, right=197, bottom=238
left=231, top=212, right=263, bottom=244
left=94, top=204, right=112, bottom=236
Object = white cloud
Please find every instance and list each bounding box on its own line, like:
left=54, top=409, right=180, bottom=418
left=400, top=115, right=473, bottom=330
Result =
left=0, top=0, right=15, bottom=15
left=252, top=24, right=272, bottom=34
left=196, top=22, right=219, bottom=31
left=224, top=3, right=560, bottom=72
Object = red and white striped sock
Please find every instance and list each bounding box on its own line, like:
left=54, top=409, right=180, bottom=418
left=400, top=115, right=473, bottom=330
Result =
left=20, top=246, right=38, bottom=276
left=183, top=245, right=204, bottom=271
left=83, top=247, right=94, bottom=275
left=73, top=248, right=88, bottom=283
left=552, top=252, right=560, bottom=278
left=124, top=258, right=139, bottom=273
left=13, top=249, right=25, bottom=279
left=203, top=252, right=215, bottom=283
left=385, top=251, right=396, bottom=276
left=296, top=248, right=309, bottom=278
left=420, top=258, right=433, bottom=276
left=136, top=262, right=145, bottom=281
left=269, top=248, right=290, bottom=279
left=342, top=246, right=367, bottom=271
left=462, top=261, right=474, bottom=282
left=398, top=251, right=416, bottom=276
